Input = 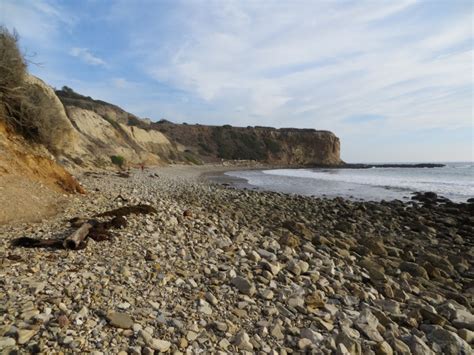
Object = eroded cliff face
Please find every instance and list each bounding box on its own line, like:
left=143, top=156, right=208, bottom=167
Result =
left=0, top=119, right=85, bottom=224
left=16, top=79, right=178, bottom=169
left=64, top=106, right=175, bottom=167
left=153, top=123, right=342, bottom=166
left=11, top=80, right=341, bottom=169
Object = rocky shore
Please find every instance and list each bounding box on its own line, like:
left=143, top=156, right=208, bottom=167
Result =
left=0, top=165, right=473, bottom=354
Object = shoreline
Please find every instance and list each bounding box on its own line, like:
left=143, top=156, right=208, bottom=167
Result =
left=0, top=164, right=472, bottom=353
left=200, top=163, right=473, bottom=203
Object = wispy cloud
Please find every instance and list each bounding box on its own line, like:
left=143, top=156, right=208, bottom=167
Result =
left=69, top=47, right=107, bottom=67
left=111, top=0, right=471, bottom=133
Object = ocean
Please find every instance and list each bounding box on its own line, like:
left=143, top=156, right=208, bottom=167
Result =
left=224, top=162, right=474, bottom=202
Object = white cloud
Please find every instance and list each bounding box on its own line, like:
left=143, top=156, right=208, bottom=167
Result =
left=0, top=0, right=75, bottom=43
left=69, top=47, right=107, bottom=66
left=115, top=0, right=471, bottom=134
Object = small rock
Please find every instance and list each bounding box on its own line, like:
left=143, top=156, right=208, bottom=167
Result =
left=28, top=281, right=46, bottom=295
left=280, top=233, right=300, bottom=248
left=139, top=330, right=171, bottom=352
left=270, top=324, right=284, bottom=340
left=426, top=327, right=471, bottom=355
left=300, top=328, right=323, bottom=345
left=187, top=331, right=198, bottom=342
left=231, top=276, right=256, bottom=296
left=205, top=292, right=218, bottom=305
left=288, top=296, right=304, bottom=308
left=298, top=338, right=312, bottom=350
left=403, top=335, right=435, bottom=355
left=58, top=314, right=69, bottom=328
left=457, top=328, right=473, bottom=343
left=0, top=337, right=16, bottom=350
left=260, top=260, right=281, bottom=275
left=233, top=330, right=253, bottom=351
left=152, top=339, right=171, bottom=352
left=305, top=290, right=326, bottom=310
left=107, top=312, right=133, bottom=329
left=219, top=338, right=231, bottom=349
left=198, top=299, right=213, bottom=315
left=260, top=289, right=274, bottom=300
left=17, top=329, right=37, bottom=345
left=374, top=341, right=393, bottom=355
left=400, top=261, right=429, bottom=279
left=355, top=309, right=384, bottom=342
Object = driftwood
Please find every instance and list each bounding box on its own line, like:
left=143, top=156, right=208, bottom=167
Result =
left=11, top=237, right=63, bottom=249
left=12, top=204, right=157, bottom=251
left=63, top=222, right=93, bottom=250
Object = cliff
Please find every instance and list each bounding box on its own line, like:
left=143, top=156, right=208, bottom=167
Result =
left=2, top=76, right=342, bottom=174
left=152, top=122, right=341, bottom=166
left=54, top=87, right=342, bottom=167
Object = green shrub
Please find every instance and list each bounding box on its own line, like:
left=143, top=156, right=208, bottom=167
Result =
left=264, top=137, right=281, bottom=154
left=183, top=152, right=201, bottom=165
left=110, top=155, right=125, bottom=169
left=211, top=127, right=268, bottom=160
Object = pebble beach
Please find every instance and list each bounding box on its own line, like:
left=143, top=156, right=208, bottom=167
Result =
left=0, top=165, right=473, bottom=354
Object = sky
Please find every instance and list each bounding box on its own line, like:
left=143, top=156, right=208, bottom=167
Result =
left=1, top=0, right=472, bottom=163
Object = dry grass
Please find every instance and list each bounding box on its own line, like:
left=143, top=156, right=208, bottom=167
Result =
left=0, top=26, right=53, bottom=141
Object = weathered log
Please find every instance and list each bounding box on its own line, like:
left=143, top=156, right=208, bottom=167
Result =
left=63, top=222, right=93, bottom=250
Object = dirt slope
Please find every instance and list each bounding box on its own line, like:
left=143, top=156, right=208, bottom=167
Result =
left=0, top=120, right=84, bottom=224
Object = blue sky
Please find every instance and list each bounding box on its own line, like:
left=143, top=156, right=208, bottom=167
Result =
left=1, top=0, right=472, bottom=162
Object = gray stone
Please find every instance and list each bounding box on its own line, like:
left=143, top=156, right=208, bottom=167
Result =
left=400, top=261, right=429, bottom=279
left=426, top=328, right=471, bottom=355
left=287, top=259, right=301, bottom=276
left=231, top=276, right=256, bottom=296
left=403, top=335, right=435, bottom=355
left=300, top=328, right=323, bottom=345
left=355, top=309, right=384, bottom=342
left=336, top=329, right=362, bottom=355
